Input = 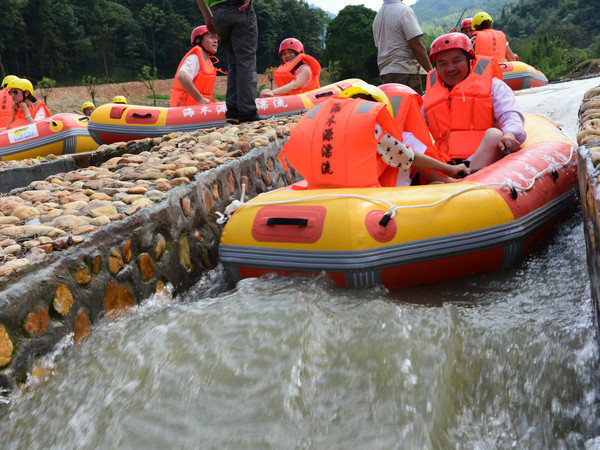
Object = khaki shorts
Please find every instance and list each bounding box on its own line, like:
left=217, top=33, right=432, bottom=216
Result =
left=380, top=73, right=424, bottom=95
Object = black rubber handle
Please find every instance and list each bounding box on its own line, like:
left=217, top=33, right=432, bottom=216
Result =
left=266, top=218, right=308, bottom=226
left=315, top=91, right=334, bottom=98
left=132, top=113, right=153, bottom=119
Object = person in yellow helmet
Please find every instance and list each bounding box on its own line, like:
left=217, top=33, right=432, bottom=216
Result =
left=278, top=83, right=468, bottom=188
left=471, top=12, right=518, bottom=62
left=112, top=96, right=127, bottom=104
left=82, top=102, right=95, bottom=117
left=6, top=77, right=52, bottom=129
left=0, top=75, right=18, bottom=128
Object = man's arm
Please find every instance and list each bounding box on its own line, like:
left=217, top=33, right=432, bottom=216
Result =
left=195, top=0, right=216, bottom=33
left=408, top=36, right=433, bottom=72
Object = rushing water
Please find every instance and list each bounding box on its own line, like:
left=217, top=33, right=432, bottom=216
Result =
left=1, top=77, right=600, bottom=449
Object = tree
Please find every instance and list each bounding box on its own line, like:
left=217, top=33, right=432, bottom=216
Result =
left=140, top=4, right=165, bottom=71
left=139, top=65, right=159, bottom=106
left=82, top=75, right=100, bottom=105
left=323, top=5, right=379, bottom=83
left=37, top=77, right=56, bottom=103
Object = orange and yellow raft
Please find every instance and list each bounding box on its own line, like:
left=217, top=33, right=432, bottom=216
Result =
left=219, top=114, right=577, bottom=289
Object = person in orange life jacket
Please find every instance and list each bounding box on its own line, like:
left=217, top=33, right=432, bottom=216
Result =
left=423, top=33, right=526, bottom=171
left=259, top=38, right=320, bottom=98
left=278, top=84, right=469, bottom=188
left=449, top=18, right=474, bottom=39
left=471, top=12, right=518, bottom=62
left=0, top=75, right=17, bottom=128
left=5, top=78, right=51, bottom=130
left=170, top=25, right=219, bottom=107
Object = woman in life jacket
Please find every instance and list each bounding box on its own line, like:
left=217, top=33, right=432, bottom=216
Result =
left=259, top=38, right=321, bottom=98
left=5, top=78, right=51, bottom=130
left=471, top=12, right=518, bottom=62
left=278, top=83, right=468, bottom=189
left=423, top=33, right=526, bottom=170
left=170, top=25, right=219, bottom=107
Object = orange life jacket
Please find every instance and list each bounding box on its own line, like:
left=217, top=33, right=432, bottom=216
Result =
left=423, top=57, right=502, bottom=160
left=278, top=97, right=403, bottom=188
left=7, top=101, right=51, bottom=129
left=273, top=54, right=321, bottom=95
left=377, top=83, right=442, bottom=186
left=472, top=29, right=508, bottom=63
left=170, top=46, right=217, bottom=107
left=0, top=89, right=12, bottom=127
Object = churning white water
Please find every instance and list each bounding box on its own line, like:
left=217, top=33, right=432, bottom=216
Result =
left=1, top=77, right=600, bottom=449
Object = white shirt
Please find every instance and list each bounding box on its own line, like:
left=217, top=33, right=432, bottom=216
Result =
left=179, top=54, right=200, bottom=80
left=373, top=1, right=426, bottom=76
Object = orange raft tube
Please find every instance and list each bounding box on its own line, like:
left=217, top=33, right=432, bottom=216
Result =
left=87, top=79, right=360, bottom=145
left=0, top=113, right=97, bottom=161
left=219, top=114, right=577, bottom=289
left=501, top=60, right=548, bottom=90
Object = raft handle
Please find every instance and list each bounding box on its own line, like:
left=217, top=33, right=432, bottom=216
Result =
left=551, top=170, right=559, bottom=181
left=78, top=117, right=89, bottom=122
left=378, top=214, right=393, bottom=227
left=315, top=91, right=334, bottom=98
left=51, top=121, right=58, bottom=127
left=266, top=218, right=308, bottom=226
left=509, top=186, right=518, bottom=200
left=132, top=113, right=153, bottom=119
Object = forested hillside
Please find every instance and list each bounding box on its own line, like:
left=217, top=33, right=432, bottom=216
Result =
left=0, top=0, right=328, bottom=86
left=0, top=0, right=597, bottom=88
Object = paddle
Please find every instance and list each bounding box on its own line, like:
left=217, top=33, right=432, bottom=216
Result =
left=455, top=8, right=467, bottom=30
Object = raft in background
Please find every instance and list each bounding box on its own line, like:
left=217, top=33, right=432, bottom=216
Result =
left=87, top=79, right=360, bottom=145
left=576, top=84, right=600, bottom=339
left=0, top=113, right=97, bottom=161
left=219, top=114, right=577, bottom=289
left=501, top=60, right=548, bottom=90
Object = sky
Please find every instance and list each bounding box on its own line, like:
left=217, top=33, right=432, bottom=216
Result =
left=309, top=0, right=416, bottom=16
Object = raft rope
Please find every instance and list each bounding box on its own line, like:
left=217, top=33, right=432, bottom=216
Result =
left=215, top=144, right=576, bottom=225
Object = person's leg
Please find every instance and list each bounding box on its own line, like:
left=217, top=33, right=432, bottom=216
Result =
left=212, top=4, right=239, bottom=121
left=229, top=4, right=258, bottom=120
left=380, top=73, right=423, bottom=95
left=469, top=128, right=504, bottom=170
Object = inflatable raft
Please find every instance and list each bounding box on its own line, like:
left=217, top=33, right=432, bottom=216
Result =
left=0, top=113, right=97, bottom=161
left=219, top=114, right=577, bottom=289
left=87, top=80, right=360, bottom=145
left=501, top=61, right=548, bottom=90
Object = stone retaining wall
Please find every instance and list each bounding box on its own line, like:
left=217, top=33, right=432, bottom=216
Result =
left=577, top=84, right=600, bottom=339
left=0, top=125, right=300, bottom=392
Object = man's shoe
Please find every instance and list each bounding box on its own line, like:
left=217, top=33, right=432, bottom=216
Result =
left=239, top=113, right=264, bottom=123
left=225, top=117, right=240, bottom=124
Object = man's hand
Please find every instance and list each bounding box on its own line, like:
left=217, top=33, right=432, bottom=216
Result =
left=499, top=132, right=520, bottom=153
left=239, top=0, right=251, bottom=12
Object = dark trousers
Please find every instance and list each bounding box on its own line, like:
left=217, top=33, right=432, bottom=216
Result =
left=380, top=73, right=424, bottom=95
left=212, top=2, right=258, bottom=119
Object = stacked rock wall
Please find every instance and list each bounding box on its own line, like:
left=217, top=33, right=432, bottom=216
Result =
left=577, top=85, right=600, bottom=339
left=0, top=117, right=301, bottom=392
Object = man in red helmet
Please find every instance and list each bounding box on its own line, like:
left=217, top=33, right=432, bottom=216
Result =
left=259, top=38, right=321, bottom=98
left=373, top=0, right=432, bottom=95
left=450, top=18, right=474, bottom=38
left=422, top=33, right=526, bottom=170
left=170, top=25, right=219, bottom=107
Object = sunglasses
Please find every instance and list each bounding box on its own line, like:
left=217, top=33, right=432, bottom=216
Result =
left=8, top=90, right=22, bottom=95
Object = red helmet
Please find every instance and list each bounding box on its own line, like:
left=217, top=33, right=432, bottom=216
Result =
left=429, top=32, right=475, bottom=63
left=278, top=38, right=304, bottom=56
left=191, top=26, right=209, bottom=46
left=460, top=18, right=472, bottom=30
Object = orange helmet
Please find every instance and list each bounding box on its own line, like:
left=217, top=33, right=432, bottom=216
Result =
left=429, top=33, right=475, bottom=63
left=278, top=38, right=304, bottom=56
left=191, top=25, right=215, bottom=46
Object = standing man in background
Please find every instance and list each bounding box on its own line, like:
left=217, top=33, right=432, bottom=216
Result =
left=196, top=0, right=259, bottom=123
left=373, top=0, right=432, bottom=95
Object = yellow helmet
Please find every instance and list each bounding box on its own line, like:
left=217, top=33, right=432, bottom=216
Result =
left=471, top=12, right=493, bottom=30
left=339, top=84, right=393, bottom=116
left=82, top=101, right=95, bottom=112
left=2, top=75, right=17, bottom=89
left=7, top=78, right=34, bottom=96
left=112, top=95, right=127, bottom=104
